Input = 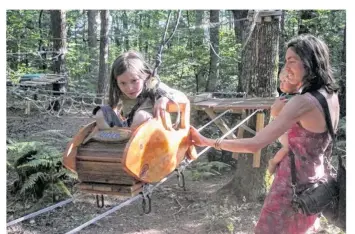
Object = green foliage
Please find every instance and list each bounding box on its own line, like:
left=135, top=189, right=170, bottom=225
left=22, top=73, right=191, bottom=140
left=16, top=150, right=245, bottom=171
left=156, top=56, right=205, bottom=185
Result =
left=6, top=9, right=346, bottom=103
left=7, top=141, right=77, bottom=200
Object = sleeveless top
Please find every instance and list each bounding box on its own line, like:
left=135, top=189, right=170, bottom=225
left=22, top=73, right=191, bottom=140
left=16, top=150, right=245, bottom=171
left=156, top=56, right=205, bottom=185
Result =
left=255, top=92, right=334, bottom=234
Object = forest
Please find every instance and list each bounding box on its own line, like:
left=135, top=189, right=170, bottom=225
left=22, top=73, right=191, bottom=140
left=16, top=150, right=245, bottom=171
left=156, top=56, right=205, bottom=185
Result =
left=6, top=10, right=346, bottom=234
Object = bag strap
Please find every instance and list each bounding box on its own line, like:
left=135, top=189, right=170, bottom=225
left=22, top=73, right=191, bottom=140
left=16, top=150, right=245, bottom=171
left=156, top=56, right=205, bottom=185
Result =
left=309, top=90, right=343, bottom=171
left=289, top=90, right=337, bottom=187
left=309, top=90, right=335, bottom=141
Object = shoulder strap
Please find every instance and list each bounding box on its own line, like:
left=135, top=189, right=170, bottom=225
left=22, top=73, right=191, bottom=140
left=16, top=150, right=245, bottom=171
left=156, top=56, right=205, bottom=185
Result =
left=309, top=91, right=335, bottom=140
left=289, top=90, right=337, bottom=186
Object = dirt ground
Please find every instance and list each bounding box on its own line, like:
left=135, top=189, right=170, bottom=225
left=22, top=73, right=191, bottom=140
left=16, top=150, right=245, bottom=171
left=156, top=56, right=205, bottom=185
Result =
left=6, top=106, right=343, bottom=234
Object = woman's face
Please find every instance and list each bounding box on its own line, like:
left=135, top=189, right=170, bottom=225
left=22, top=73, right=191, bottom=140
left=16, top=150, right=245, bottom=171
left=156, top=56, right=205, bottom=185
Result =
left=284, top=48, right=305, bottom=88
left=279, top=71, right=299, bottom=94
left=116, top=71, right=145, bottom=99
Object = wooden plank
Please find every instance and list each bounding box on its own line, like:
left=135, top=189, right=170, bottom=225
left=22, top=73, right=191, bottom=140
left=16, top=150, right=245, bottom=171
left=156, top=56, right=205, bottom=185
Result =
left=77, top=148, right=123, bottom=158
left=63, top=121, right=96, bottom=172
left=76, top=161, right=125, bottom=175
left=79, top=187, right=142, bottom=197
left=204, top=108, right=237, bottom=139
left=78, top=173, right=136, bottom=185
left=81, top=141, right=127, bottom=150
left=78, top=182, right=143, bottom=193
left=191, top=97, right=275, bottom=111
left=253, top=112, right=265, bottom=168
left=77, top=155, right=121, bottom=163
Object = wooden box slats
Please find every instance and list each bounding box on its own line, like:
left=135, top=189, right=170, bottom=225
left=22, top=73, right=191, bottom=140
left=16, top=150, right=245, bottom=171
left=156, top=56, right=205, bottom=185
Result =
left=76, top=140, right=137, bottom=187
left=78, top=182, right=143, bottom=197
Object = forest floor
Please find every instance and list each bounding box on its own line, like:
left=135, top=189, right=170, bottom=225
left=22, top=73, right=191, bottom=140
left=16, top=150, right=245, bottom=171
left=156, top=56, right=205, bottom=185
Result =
left=6, top=105, right=344, bottom=234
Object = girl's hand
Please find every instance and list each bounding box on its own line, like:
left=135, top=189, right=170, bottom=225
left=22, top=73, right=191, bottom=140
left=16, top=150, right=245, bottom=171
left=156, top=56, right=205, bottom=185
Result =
left=154, top=96, right=169, bottom=118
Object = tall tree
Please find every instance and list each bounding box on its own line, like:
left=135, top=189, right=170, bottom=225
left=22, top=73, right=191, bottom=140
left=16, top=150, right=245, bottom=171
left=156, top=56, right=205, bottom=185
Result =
left=97, top=10, right=109, bottom=101
left=122, top=10, right=130, bottom=51
left=229, top=11, right=281, bottom=201
left=339, top=25, right=346, bottom=117
left=232, top=10, right=249, bottom=92
left=50, top=10, right=67, bottom=74
left=49, top=10, right=67, bottom=111
left=205, top=10, right=220, bottom=92
left=87, top=10, right=98, bottom=76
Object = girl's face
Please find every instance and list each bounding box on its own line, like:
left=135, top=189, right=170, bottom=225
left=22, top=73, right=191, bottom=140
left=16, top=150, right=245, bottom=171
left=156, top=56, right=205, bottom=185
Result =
left=116, top=71, right=145, bottom=99
left=284, top=48, right=305, bottom=89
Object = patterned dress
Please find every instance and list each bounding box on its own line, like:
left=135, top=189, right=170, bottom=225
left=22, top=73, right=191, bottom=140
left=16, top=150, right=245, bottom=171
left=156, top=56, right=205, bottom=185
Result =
left=255, top=93, right=333, bottom=234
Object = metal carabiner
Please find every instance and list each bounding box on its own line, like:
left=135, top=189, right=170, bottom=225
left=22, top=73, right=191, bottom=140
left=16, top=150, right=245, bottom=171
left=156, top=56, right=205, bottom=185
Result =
left=141, top=193, right=151, bottom=214
left=175, top=169, right=186, bottom=191
left=96, top=194, right=104, bottom=208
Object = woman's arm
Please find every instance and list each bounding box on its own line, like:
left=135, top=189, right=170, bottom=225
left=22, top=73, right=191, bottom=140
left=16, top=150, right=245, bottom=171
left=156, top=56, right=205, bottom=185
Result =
left=193, top=95, right=315, bottom=153
left=270, top=97, right=287, bottom=117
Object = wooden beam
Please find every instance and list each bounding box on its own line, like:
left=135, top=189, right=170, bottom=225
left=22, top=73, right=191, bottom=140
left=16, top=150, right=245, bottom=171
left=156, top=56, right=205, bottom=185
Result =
left=204, top=108, right=237, bottom=139
left=204, top=108, right=239, bottom=160
left=253, top=112, right=265, bottom=168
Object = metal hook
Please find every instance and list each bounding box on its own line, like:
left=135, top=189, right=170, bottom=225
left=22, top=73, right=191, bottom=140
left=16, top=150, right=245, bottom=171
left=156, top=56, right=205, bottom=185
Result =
left=96, top=194, right=104, bottom=208
left=141, top=193, right=151, bottom=214
left=175, top=169, right=186, bottom=191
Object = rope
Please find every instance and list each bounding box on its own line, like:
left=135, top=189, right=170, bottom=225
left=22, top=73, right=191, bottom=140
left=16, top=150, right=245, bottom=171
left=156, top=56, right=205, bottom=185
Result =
left=192, top=109, right=261, bottom=158
left=6, top=196, right=78, bottom=227
left=153, top=10, right=182, bottom=77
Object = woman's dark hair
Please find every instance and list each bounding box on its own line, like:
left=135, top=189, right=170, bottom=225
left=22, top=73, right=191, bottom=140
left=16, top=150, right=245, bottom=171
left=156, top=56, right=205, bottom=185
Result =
left=286, top=34, right=339, bottom=94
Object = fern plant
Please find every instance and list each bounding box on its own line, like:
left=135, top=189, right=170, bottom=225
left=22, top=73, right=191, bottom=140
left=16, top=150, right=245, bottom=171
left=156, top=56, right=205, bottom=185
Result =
left=7, top=141, right=77, bottom=200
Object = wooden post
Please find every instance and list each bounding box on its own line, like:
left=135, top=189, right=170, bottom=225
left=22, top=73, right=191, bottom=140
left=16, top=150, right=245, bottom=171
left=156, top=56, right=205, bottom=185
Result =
left=253, top=112, right=265, bottom=167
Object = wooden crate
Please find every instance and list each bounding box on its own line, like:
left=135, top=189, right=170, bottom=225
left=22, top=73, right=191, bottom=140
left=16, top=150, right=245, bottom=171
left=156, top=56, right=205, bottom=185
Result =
left=76, top=140, right=138, bottom=186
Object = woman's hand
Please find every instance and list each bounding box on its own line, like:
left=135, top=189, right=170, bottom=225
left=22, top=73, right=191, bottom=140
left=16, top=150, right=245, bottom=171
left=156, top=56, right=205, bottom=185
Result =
left=189, top=126, right=208, bottom=147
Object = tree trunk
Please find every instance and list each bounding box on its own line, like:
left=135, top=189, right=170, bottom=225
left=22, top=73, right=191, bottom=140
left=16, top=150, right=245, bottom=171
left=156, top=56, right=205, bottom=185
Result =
left=205, top=10, right=220, bottom=92
left=50, top=10, right=67, bottom=74
left=144, top=14, right=150, bottom=55
left=193, top=10, right=205, bottom=93
left=87, top=10, right=98, bottom=75
left=97, top=10, right=109, bottom=102
left=232, top=10, right=249, bottom=92
left=122, top=11, right=130, bottom=51
left=279, top=10, right=286, bottom=71
left=38, top=10, right=47, bottom=70
left=138, top=13, right=143, bottom=51
left=339, top=25, right=346, bottom=118
left=49, top=10, right=67, bottom=111
left=229, top=13, right=281, bottom=202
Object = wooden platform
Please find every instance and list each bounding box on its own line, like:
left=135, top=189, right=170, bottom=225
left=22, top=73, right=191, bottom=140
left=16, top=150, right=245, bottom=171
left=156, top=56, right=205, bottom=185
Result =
left=191, top=96, right=275, bottom=112
left=190, top=95, right=275, bottom=168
